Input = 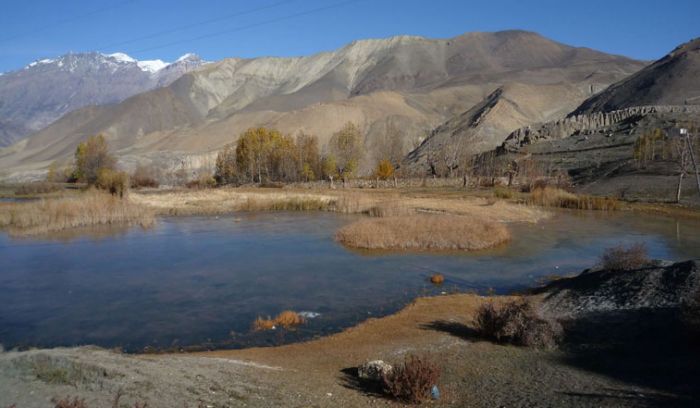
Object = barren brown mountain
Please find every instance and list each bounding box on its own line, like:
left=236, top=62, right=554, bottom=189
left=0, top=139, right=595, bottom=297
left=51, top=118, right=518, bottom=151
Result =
left=0, top=30, right=645, bottom=181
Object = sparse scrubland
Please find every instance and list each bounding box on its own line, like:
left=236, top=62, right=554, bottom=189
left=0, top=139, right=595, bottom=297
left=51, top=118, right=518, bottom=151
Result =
left=335, top=214, right=511, bottom=251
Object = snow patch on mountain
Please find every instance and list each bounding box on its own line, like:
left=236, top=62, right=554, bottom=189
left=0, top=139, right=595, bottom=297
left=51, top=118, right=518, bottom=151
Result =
left=106, top=52, right=136, bottom=63
left=137, top=59, right=168, bottom=73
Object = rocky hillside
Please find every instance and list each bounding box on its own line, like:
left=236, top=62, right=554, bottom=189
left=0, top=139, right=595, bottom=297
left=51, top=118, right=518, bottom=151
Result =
left=0, top=30, right=644, bottom=180
left=484, top=37, right=700, bottom=202
left=0, top=52, right=206, bottom=147
left=539, top=259, right=700, bottom=318
left=571, top=37, right=700, bottom=115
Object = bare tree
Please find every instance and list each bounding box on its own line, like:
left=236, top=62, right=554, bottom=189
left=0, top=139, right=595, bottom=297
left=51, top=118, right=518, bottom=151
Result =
left=669, top=136, right=692, bottom=203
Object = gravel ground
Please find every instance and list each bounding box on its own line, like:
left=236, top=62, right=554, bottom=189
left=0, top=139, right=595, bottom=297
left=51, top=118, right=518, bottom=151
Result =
left=3, top=285, right=698, bottom=407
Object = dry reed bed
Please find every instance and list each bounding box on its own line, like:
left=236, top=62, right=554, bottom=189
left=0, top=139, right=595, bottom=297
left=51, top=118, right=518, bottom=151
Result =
left=129, top=189, right=338, bottom=215
left=0, top=191, right=154, bottom=236
left=131, top=188, right=548, bottom=223
left=527, top=186, right=619, bottom=211
left=335, top=214, right=511, bottom=251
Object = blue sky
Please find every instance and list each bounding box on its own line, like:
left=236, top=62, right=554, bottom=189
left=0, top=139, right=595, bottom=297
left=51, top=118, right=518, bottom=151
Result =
left=1, top=0, right=698, bottom=72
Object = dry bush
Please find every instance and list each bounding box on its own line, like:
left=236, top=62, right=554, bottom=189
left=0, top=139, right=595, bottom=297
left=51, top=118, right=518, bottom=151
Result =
left=274, top=311, right=305, bottom=328
left=52, top=397, right=88, bottom=408
left=474, top=299, right=562, bottom=349
left=600, top=243, right=649, bottom=271
left=382, top=355, right=441, bottom=404
left=493, top=186, right=514, bottom=199
left=185, top=174, right=216, bottom=189
left=14, top=182, right=63, bottom=196
left=528, top=186, right=619, bottom=211
left=95, top=169, right=129, bottom=197
left=430, top=274, right=445, bottom=284
left=335, top=214, right=510, bottom=251
left=252, top=310, right=305, bottom=331
left=0, top=191, right=154, bottom=235
left=130, top=166, right=160, bottom=188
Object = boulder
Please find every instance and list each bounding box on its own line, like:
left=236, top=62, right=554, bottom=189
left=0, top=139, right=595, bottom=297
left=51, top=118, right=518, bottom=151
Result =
left=357, top=360, right=393, bottom=381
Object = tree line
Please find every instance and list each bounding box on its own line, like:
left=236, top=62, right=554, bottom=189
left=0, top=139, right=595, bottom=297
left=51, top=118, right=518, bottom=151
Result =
left=214, top=122, right=396, bottom=186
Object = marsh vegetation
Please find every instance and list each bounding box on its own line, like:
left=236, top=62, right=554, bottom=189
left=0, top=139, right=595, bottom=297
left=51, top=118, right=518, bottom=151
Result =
left=335, top=214, right=511, bottom=251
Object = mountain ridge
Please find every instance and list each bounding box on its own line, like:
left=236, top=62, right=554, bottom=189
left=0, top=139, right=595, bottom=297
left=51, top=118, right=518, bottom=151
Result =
left=0, top=30, right=646, bottom=180
left=0, top=52, right=207, bottom=147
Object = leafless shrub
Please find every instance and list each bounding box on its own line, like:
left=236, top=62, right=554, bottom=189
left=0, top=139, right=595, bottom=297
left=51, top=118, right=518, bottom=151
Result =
left=600, top=243, right=649, bottom=271
left=474, top=299, right=562, bottom=349
left=130, top=166, right=160, bottom=189
left=382, top=355, right=441, bottom=404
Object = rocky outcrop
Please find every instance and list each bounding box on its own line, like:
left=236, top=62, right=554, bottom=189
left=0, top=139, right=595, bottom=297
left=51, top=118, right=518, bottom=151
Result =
left=498, top=105, right=700, bottom=153
left=538, top=260, right=700, bottom=318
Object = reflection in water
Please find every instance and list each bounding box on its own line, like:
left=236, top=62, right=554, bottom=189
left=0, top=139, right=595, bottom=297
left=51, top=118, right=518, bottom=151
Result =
left=0, top=211, right=699, bottom=351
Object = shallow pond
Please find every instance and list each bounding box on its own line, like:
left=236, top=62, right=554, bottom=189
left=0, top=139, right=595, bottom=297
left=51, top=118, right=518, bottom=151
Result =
left=1, top=211, right=699, bottom=351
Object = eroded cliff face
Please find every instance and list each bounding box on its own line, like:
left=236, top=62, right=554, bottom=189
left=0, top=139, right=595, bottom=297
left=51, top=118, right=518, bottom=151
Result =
left=499, top=105, right=700, bottom=153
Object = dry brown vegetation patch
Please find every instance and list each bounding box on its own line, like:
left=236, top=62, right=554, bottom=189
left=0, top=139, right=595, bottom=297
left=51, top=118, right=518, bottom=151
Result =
left=252, top=311, right=306, bottom=331
left=382, top=355, right=441, bottom=404
left=600, top=243, right=650, bottom=271
left=528, top=186, right=619, bottom=211
left=0, top=191, right=154, bottom=236
left=335, top=214, right=510, bottom=251
left=474, top=299, right=562, bottom=349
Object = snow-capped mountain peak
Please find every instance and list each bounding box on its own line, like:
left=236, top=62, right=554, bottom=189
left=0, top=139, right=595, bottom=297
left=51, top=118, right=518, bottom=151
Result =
left=105, top=52, right=136, bottom=63
left=176, top=53, right=198, bottom=62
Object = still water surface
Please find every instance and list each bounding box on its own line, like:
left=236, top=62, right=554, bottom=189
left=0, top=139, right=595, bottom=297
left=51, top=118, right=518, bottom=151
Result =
left=1, top=211, right=698, bottom=351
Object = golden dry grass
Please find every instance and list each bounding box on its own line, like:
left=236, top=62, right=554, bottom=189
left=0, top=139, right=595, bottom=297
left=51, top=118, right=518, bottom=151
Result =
left=131, top=188, right=548, bottom=223
left=527, top=186, right=619, bottom=211
left=252, top=311, right=306, bottom=331
left=0, top=191, right=154, bottom=236
left=335, top=214, right=511, bottom=251
left=129, top=188, right=337, bottom=216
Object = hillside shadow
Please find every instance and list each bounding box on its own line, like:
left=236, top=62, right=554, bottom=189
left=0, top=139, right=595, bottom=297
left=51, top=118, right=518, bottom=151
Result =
left=420, top=320, right=482, bottom=341
left=556, top=308, right=700, bottom=406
